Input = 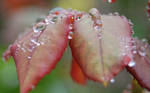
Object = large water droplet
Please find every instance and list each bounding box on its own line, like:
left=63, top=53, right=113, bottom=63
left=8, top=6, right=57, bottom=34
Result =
left=36, top=16, right=45, bottom=23
left=128, top=60, right=136, bottom=67
left=33, top=22, right=46, bottom=33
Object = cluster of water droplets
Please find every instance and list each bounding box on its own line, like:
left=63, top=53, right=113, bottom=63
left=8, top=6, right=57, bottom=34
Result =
left=131, top=38, right=148, bottom=57
left=66, top=9, right=83, bottom=40
left=89, top=8, right=103, bottom=40
left=127, top=38, right=149, bottom=67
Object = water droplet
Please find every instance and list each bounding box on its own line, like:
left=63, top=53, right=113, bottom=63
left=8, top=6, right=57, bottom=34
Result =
left=89, top=8, right=100, bottom=18
left=142, top=38, right=148, bottom=48
left=21, top=48, right=26, bottom=52
left=51, top=16, right=58, bottom=23
left=110, top=78, right=115, bottom=83
left=36, top=16, right=45, bottom=23
left=27, top=56, right=31, bottom=59
left=108, top=0, right=116, bottom=4
left=96, top=20, right=102, bottom=26
left=49, top=7, right=64, bottom=14
left=142, top=38, right=148, bottom=43
left=94, top=25, right=101, bottom=31
left=33, top=22, right=46, bottom=33
left=132, top=45, right=136, bottom=49
left=68, top=31, right=74, bottom=40
left=128, top=19, right=134, bottom=26
left=138, top=46, right=146, bottom=56
left=31, top=39, right=40, bottom=46
left=125, top=45, right=129, bottom=48
left=69, top=24, right=73, bottom=30
left=68, top=35, right=72, bottom=39
left=132, top=50, right=137, bottom=54
left=97, top=33, right=102, bottom=39
left=113, top=12, right=119, bottom=16
left=128, top=60, right=136, bottom=67
left=28, top=46, right=35, bottom=52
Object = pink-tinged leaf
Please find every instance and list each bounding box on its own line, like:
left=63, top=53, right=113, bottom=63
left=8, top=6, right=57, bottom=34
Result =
left=126, top=38, right=150, bottom=91
left=3, top=16, right=68, bottom=93
left=71, top=58, right=87, bottom=85
left=69, top=13, right=132, bottom=85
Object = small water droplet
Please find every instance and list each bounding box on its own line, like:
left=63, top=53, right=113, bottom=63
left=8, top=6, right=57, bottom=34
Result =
left=49, top=7, right=64, bottom=14
left=142, top=38, right=148, bottom=43
left=28, top=46, right=35, bottom=52
left=132, top=45, right=136, bottom=50
left=94, top=25, right=101, bottom=31
left=128, top=19, right=134, bottom=26
left=128, top=60, right=136, bottom=67
left=96, top=20, right=102, bottom=26
left=125, top=45, right=129, bottom=48
left=138, top=46, right=146, bottom=56
left=97, top=33, right=102, bottom=39
left=108, top=0, right=116, bottom=4
left=27, top=56, right=31, bottom=59
left=68, top=31, right=74, bottom=40
left=33, top=22, right=46, bottom=33
left=31, top=39, right=40, bottom=46
left=21, top=48, right=26, bottom=52
left=132, top=50, right=137, bottom=54
left=113, top=12, right=119, bottom=16
left=68, top=35, right=72, bottom=39
left=142, top=38, right=148, bottom=48
left=69, top=24, right=73, bottom=30
left=110, top=78, right=115, bottom=83
left=89, top=8, right=100, bottom=18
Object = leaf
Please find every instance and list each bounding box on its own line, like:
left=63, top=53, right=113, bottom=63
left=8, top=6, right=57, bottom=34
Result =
left=126, top=38, right=150, bottom=91
left=69, top=13, right=133, bottom=85
left=132, top=79, right=145, bottom=93
left=3, top=17, right=68, bottom=93
left=70, top=58, right=87, bottom=85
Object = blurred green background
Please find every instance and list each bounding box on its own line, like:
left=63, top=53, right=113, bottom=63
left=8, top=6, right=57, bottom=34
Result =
left=0, top=0, right=149, bottom=93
